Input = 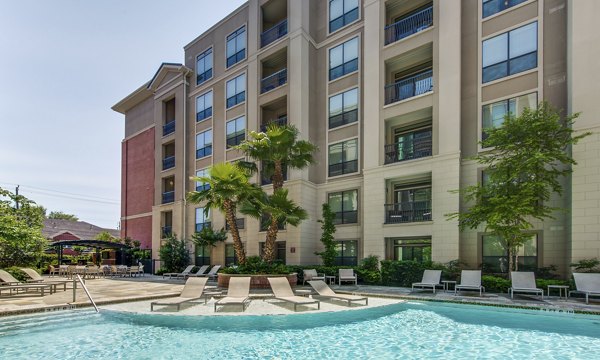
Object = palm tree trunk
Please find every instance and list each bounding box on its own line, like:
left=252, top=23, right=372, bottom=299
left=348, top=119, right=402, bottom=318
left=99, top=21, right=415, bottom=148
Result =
left=223, top=200, right=246, bottom=265
left=263, top=217, right=279, bottom=262
left=272, top=160, right=284, bottom=191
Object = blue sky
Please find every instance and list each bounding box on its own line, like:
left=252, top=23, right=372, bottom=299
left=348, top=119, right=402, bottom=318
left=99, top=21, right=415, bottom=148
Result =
left=0, top=0, right=246, bottom=228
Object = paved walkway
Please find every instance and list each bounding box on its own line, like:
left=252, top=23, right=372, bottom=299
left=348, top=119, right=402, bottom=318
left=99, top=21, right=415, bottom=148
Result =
left=1, top=275, right=599, bottom=316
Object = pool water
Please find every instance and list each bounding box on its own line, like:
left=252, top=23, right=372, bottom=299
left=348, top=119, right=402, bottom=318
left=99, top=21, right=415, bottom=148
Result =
left=1, top=302, right=599, bottom=359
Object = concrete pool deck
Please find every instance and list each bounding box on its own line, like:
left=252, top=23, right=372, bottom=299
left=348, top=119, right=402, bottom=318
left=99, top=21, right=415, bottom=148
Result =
left=1, top=275, right=599, bottom=316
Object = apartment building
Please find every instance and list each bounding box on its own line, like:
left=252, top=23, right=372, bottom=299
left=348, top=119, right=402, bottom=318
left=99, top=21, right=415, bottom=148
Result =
left=112, top=0, right=599, bottom=276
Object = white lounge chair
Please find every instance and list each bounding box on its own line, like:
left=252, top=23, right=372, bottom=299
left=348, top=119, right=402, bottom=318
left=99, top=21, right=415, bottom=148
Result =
left=19, top=268, right=70, bottom=291
left=302, top=269, right=325, bottom=285
left=454, top=270, right=485, bottom=297
left=509, top=271, right=543, bottom=299
left=187, top=265, right=210, bottom=278
left=338, top=269, right=357, bottom=286
left=308, top=280, right=368, bottom=306
left=214, top=277, right=251, bottom=312
left=0, top=269, right=54, bottom=296
left=268, top=277, right=320, bottom=311
left=412, top=270, right=442, bottom=293
left=163, top=265, right=194, bottom=279
left=151, top=277, right=208, bottom=311
left=570, top=273, right=600, bottom=304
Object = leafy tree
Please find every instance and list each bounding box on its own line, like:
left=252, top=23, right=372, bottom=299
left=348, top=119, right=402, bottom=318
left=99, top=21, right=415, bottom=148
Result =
left=235, top=124, right=317, bottom=260
left=0, top=187, right=48, bottom=267
left=158, top=233, right=190, bottom=273
left=315, top=203, right=337, bottom=267
left=240, top=189, right=308, bottom=262
left=191, top=226, right=227, bottom=248
left=187, top=162, right=261, bottom=265
left=48, top=211, right=79, bottom=221
left=448, top=103, right=591, bottom=272
left=95, top=231, right=117, bottom=242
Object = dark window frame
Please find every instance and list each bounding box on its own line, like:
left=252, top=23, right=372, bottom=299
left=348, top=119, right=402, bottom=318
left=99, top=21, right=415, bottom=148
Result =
left=328, top=88, right=359, bottom=129
left=226, top=74, right=246, bottom=109
left=329, top=0, right=360, bottom=33
left=196, top=129, right=213, bottom=159
left=226, top=27, right=247, bottom=68
left=482, top=0, right=528, bottom=18
left=196, top=91, right=213, bottom=122
left=329, top=37, right=359, bottom=81
left=328, top=190, right=358, bottom=225
left=226, top=116, right=246, bottom=148
left=328, top=139, right=359, bottom=177
left=334, top=240, right=358, bottom=266
left=196, top=48, right=213, bottom=85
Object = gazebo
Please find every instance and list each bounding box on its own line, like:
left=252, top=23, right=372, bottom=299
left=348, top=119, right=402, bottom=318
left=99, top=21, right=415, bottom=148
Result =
left=49, top=240, right=132, bottom=266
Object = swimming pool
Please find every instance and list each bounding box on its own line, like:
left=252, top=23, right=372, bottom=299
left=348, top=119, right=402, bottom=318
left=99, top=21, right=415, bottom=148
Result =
left=1, top=302, right=599, bottom=359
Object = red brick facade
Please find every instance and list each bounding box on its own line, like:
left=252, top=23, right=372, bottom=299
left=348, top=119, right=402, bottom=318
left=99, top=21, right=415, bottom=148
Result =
left=121, top=127, right=155, bottom=249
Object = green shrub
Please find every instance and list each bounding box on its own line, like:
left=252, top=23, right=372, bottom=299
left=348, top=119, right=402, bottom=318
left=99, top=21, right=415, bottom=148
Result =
left=380, top=260, right=428, bottom=287
left=356, top=255, right=381, bottom=284
left=4, top=266, right=30, bottom=282
left=220, top=256, right=291, bottom=275
left=536, top=278, right=571, bottom=290
left=482, top=275, right=511, bottom=293
left=570, top=258, right=600, bottom=273
left=158, top=234, right=190, bottom=273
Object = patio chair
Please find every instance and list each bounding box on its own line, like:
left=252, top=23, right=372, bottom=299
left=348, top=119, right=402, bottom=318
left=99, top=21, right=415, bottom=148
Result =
left=19, top=268, right=70, bottom=291
left=454, top=270, right=485, bottom=297
left=509, top=272, right=543, bottom=299
left=187, top=265, right=210, bottom=278
left=163, top=265, right=194, bottom=279
left=151, top=277, right=209, bottom=311
left=570, top=273, right=600, bottom=304
left=199, top=265, right=221, bottom=281
left=0, top=269, right=54, bottom=296
left=214, top=277, right=252, bottom=312
left=412, top=270, right=442, bottom=293
left=268, top=277, right=320, bottom=312
left=126, top=266, right=139, bottom=277
left=48, top=265, right=60, bottom=277
left=58, top=265, right=69, bottom=277
left=302, top=269, right=325, bottom=285
left=338, top=269, right=358, bottom=286
left=308, top=280, right=368, bottom=306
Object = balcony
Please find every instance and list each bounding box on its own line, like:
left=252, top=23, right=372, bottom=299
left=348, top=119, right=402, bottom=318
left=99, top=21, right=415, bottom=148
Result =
left=162, top=120, right=175, bottom=137
left=384, top=130, right=432, bottom=164
left=385, top=69, right=433, bottom=105
left=261, top=19, right=288, bottom=48
left=260, top=116, right=287, bottom=132
left=195, top=221, right=212, bottom=233
left=162, top=156, right=175, bottom=170
left=162, top=191, right=175, bottom=204
left=261, top=68, right=287, bottom=94
left=161, top=226, right=172, bottom=238
left=384, top=201, right=431, bottom=224
left=385, top=5, right=433, bottom=45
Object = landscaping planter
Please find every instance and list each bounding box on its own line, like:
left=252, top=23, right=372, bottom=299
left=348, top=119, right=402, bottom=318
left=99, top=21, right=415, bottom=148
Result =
left=217, top=273, right=297, bottom=289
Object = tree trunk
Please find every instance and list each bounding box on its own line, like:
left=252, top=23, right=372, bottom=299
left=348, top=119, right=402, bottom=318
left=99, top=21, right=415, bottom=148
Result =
left=262, top=216, right=279, bottom=262
left=508, top=247, right=514, bottom=275
left=272, top=160, right=284, bottom=191
left=514, top=250, right=519, bottom=272
left=223, top=200, right=246, bottom=265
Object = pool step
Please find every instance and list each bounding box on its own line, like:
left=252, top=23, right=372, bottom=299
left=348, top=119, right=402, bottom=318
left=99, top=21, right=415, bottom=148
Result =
left=0, top=310, right=99, bottom=335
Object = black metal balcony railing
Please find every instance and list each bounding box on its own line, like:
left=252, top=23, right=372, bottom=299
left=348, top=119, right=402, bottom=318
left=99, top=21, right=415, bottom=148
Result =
left=384, top=131, right=432, bottom=164
left=328, top=159, right=358, bottom=177
left=261, top=19, right=288, bottom=48
left=195, top=221, right=212, bottom=233
left=385, top=69, right=433, bottom=105
left=260, top=116, right=288, bottom=132
left=161, top=226, right=172, bottom=238
left=162, top=120, right=175, bottom=136
left=162, top=191, right=175, bottom=204
left=261, top=68, right=287, bottom=94
left=162, top=156, right=175, bottom=170
left=334, top=210, right=358, bottom=225
left=385, top=6, right=433, bottom=45
left=385, top=201, right=432, bottom=224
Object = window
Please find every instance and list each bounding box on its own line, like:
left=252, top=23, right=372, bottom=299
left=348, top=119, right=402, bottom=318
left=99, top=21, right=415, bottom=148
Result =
left=196, top=129, right=213, bottom=159
left=195, top=208, right=211, bottom=233
left=225, top=218, right=245, bottom=231
left=226, top=74, right=246, bottom=108
left=388, top=238, right=431, bottom=262
left=482, top=92, right=537, bottom=143
left=329, top=88, right=358, bottom=129
left=195, top=168, right=210, bottom=192
left=335, top=240, right=357, bottom=266
left=329, top=37, right=359, bottom=81
left=386, top=183, right=432, bottom=223
left=329, top=0, right=359, bottom=33
left=483, top=0, right=528, bottom=18
left=482, top=234, right=538, bottom=273
left=225, top=244, right=241, bottom=266
left=226, top=27, right=246, bottom=68
left=328, top=139, right=358, bottom=177
left=196, top=91, right=213, bottom=122
left=259, top=242, right=286, bottom=263
left=195, top=245, right=211, bottom=266
left=260, top=214, right=285, bottom=232
left=328, top=190, right=358, bottom=224
left=482, top=22, right=537, bottom=83
left=196, top=48, right=213, bottom=85
left=226, top=116, right=245, bottom=148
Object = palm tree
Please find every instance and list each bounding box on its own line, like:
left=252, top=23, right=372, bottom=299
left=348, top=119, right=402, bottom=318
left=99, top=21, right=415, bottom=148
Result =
left=236, top=124, right=317, bottom=261
left=187, top=162, right=260, bottom=265
left=240, top=189, right=308, bottom=262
